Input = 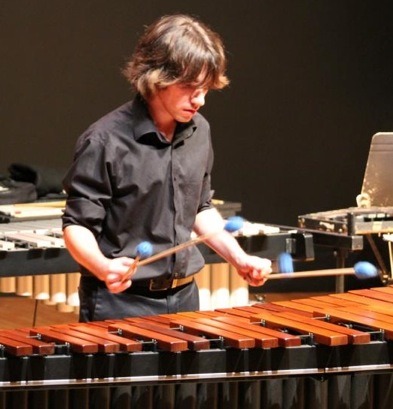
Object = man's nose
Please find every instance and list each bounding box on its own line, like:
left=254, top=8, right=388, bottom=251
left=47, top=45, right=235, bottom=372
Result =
left=191, top=90, right=206, bottom=107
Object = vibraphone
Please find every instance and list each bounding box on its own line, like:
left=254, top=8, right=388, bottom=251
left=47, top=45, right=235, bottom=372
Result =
left=0, top=217, right=314, bottom=312
left=0, top=218, right=80, bottom=313
left=1, top=286, right=393, bottom=408
left=297, top=207, right=393, bottom=293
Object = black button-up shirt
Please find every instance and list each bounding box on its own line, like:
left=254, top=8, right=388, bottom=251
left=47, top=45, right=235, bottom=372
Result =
left=62, top=96, right=214, bottom=281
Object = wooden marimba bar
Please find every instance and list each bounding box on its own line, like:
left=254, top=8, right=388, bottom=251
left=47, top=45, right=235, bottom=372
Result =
left=1, top=286, right=393, bottom=408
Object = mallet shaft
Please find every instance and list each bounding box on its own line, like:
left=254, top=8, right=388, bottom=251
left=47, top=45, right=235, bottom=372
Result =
left=138, top=231, right=218, bottom=267
left=269, top=267, right=361, bottom=279
left=124, top=228, right=230, bottom=281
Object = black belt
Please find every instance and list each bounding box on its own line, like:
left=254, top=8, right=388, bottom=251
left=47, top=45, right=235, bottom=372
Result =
left=134, top=275, right=194, bottom=291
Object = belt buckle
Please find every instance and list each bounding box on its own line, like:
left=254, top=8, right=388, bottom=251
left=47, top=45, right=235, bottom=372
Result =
left=148, top=277, right=173, bottom=291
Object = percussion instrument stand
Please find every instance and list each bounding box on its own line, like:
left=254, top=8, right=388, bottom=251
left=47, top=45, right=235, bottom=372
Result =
left=366, top=233, right=390, bottom=283
left=334, top=233, right=391, bottom=293
left=334, top=249, right=348, bottom=293
left=382, top=233, right=393, bottom=282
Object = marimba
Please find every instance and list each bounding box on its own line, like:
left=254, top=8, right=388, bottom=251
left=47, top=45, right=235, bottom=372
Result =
left=1, top=286, right=393, bottom=408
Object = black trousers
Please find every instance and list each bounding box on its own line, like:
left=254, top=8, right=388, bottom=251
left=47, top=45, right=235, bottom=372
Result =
left=78, top=275, right=200, bottom=322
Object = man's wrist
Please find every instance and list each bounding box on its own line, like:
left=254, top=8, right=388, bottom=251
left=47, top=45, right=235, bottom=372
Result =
left=92, top=257, right=111, bottom=281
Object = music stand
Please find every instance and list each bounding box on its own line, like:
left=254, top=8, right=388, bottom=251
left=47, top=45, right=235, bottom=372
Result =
left=360, top=132, right=393, bottom=281
left=361, top=132, right=393, bottom=207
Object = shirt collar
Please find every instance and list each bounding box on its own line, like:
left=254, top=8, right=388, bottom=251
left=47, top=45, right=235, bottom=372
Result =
left=131, top=95, right=197, bottom=146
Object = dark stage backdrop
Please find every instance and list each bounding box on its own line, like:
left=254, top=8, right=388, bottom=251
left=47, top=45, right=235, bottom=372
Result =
left=1, top=1, right=393, bottom=226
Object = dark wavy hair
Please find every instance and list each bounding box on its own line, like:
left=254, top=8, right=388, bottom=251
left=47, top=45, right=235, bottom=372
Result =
left=122, top=14, right=229, bottom=98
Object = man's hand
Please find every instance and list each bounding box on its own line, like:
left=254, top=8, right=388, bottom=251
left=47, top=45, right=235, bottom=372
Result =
left=237, top=255, right=272, bottom=287
left=104, top=257, right=136, bottom=293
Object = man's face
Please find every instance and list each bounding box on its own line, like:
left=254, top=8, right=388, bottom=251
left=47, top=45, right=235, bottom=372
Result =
left=155, top=82, right=209, bottom=123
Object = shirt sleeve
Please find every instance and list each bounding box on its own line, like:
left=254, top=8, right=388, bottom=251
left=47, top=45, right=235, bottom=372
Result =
left=62, top=132, right=113, bottom=237
left=197, top=129, right=215, bottom=214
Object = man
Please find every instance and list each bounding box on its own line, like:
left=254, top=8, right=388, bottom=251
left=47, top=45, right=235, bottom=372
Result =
left=62, top=14, right=272, bottom=323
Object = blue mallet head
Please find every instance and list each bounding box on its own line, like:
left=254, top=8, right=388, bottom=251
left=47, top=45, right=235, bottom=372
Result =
left=278, top=252, right=294, bottom=274
left=224, top=216, right=244, bottom=233
left=135, top=241, right=153, bottom=259
left=354, top=261, right=378, bottom=279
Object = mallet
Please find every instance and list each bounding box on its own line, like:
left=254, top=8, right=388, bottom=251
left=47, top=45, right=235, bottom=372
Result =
left=270, top=252, right=379, bottom=280
left=121, top=241, right=153, bottom=284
